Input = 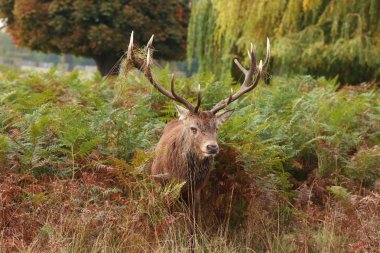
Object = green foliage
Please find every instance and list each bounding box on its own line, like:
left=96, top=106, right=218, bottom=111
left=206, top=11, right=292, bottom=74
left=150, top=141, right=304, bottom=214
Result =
left=1, top=67, right=378, bottom=184
left=199, top=74, right=379, bottom=187
left=0, top=68, right=163, bottom=174
left=256, top=76, right=379, bottom=183
left=0, top=67, right=379, bottom=252
left=188, top=0, right=380, bottom=84
left=327, top=185, right=350, bottom=200
left=345, top=145, right=380, bottom=186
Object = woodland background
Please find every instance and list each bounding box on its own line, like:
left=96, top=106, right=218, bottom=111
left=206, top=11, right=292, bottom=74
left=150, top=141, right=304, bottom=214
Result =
left=0, top=1, right=379, bottom=252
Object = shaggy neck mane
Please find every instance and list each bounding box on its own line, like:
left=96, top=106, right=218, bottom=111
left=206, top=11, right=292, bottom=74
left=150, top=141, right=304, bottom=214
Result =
left=167, top=127, right=213, bottom=188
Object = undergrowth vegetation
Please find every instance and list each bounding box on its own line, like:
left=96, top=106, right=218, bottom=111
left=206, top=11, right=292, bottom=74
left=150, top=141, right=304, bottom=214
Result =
left=0, top=66, right=379, bottom=252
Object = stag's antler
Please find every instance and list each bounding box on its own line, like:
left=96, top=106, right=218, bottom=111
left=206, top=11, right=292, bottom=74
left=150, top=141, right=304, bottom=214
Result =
left=127, top=31, right=201, bottom=113
left=209, top=38, right=270, bottom=114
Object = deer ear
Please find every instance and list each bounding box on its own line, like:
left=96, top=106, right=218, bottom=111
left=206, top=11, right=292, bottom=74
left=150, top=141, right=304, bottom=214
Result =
left=216, top=109, right=234, bottom=126
left=175, top=104, right=189, bottom=120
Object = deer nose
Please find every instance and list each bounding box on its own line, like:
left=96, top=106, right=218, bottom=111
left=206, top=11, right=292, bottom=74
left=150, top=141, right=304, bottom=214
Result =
left=206, top=144, right=219, bottom=154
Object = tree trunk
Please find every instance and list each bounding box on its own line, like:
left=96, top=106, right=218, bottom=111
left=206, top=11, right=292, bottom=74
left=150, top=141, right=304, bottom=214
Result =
left=93, top=54, right=121, bottom=76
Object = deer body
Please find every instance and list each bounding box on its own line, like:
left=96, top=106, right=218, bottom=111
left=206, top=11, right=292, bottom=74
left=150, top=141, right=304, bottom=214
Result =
left=125, top=32, right=270, bottom=215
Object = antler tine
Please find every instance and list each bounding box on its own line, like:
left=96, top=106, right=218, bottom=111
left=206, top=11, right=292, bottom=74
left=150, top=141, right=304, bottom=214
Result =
left=228, top=88, right=233, bottom=104
left=127, top=31, right=134, bottom=61
left=147, top=34, right=154, bottom=48
left=263, top=38, right=270, bottom=69
left=194, top=84, right=202, bottom=113
left=233, top=59, right=247, bottom=74
left=145, top=35, right=154, bottom=67
left=126, top=30, right=144, bottom=70
left=243, top=43, right=257, bottom=87
left=210, top=39, right=270, bottom=114
left=251, top=43, right=257, bottom=70
left=146, top=48, right=151, bottom=67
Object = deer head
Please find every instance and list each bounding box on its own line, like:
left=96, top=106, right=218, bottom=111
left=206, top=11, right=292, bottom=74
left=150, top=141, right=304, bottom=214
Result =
left=125, top=32, right=270, bottom=157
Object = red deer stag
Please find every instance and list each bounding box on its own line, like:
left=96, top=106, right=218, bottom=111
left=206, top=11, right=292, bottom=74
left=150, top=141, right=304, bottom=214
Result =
left=125, top=32, right=270, bottom=216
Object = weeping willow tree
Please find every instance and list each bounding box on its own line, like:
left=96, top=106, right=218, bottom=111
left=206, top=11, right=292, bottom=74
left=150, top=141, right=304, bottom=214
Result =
left=187, top=0, right=380, bottom=84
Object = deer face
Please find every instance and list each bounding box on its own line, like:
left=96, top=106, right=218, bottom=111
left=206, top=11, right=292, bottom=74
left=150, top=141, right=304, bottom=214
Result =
left=175, top=105, right=234, bottom=158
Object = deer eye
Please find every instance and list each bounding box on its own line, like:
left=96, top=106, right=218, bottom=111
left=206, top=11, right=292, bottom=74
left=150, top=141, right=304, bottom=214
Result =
left=190, top=127, right=198, bottom=134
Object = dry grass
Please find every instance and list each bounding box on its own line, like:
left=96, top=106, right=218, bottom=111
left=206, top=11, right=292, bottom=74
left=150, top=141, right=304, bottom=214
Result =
left=1, top=156, right=379, bottom=252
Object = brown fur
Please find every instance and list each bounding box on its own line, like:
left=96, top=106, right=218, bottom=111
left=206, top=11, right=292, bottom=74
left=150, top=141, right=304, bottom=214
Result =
left=151, top=111, right=220, bottom=213
left=152, top=112, right=216, bottom=187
